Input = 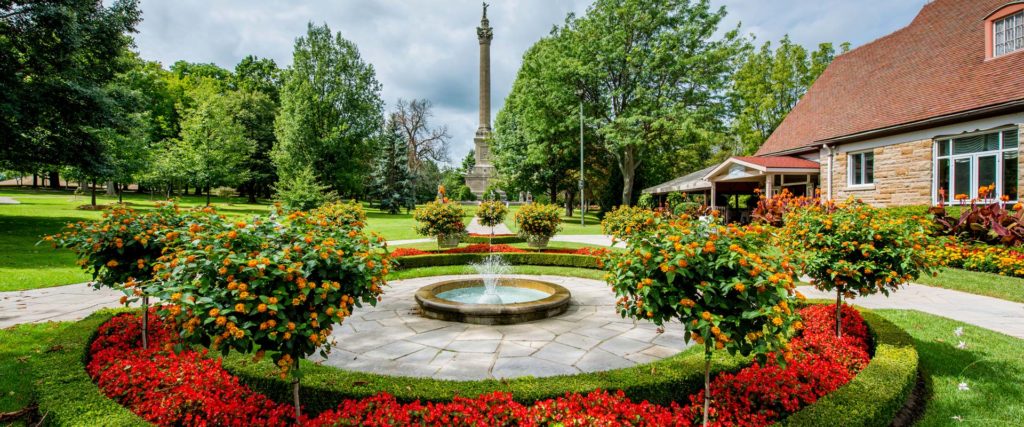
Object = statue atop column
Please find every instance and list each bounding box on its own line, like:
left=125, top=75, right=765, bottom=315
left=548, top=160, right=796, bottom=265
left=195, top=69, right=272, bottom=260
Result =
left=466, top=1, right=498, bottom=198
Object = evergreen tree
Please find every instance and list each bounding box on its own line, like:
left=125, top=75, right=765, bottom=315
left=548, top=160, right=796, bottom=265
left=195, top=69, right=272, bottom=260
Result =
left=370, top=124, right=415, bottom=214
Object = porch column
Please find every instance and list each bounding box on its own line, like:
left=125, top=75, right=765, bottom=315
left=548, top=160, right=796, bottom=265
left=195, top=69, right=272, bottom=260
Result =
left=710, top=183, right=717, bottom=210
left=765, top=174, right=774, bottom=198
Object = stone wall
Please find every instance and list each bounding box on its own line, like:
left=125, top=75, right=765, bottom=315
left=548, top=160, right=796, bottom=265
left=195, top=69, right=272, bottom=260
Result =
left=822, top=139, right=934, bottom=207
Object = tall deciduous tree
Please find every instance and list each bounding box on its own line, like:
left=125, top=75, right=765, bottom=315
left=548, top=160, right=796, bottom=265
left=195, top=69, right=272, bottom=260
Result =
left=729, top=36, right=848, bottom=155
left=233, top=56, right=282, bottom=202
left=274, top=23, right=384, bottom=197
left=390, top=98, right=450, bottom=173
left=0, top=0, right=141, bottom=178
left=178, top=90, right=255, bottom=205
left=370, top=122, right=415, bottom=214
left=562, top=0, right=745, bottom=205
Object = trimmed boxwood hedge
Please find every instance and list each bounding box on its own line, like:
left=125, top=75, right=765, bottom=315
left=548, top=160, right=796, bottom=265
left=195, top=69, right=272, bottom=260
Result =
left=31, top=309, right=148, bottom=426
left=394, top=252, right=601, bottom=270
left=225, top=346, right=746, bottom=415
left=465, top=235, right=525, bottom=244
left=779, top=310, right=919, bottom=426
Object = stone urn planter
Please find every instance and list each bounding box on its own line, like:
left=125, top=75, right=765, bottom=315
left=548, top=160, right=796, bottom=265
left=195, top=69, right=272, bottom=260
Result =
left=526, top=235, right=550, bottom=249
left=437, top=235, right=461, bottom=249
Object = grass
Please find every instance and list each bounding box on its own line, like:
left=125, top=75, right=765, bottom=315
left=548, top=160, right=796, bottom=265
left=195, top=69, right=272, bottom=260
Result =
left=874, top=309, right=1024, bottom=426
left=0, top=322, right=72, bottom=427
left=916, top=268, right=1024, bottom=303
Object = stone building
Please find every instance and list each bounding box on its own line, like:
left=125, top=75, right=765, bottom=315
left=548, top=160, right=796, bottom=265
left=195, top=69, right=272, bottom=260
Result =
left=645, top=0, right=1024, bottom=213
left=464, top=3, right=499, bottom=198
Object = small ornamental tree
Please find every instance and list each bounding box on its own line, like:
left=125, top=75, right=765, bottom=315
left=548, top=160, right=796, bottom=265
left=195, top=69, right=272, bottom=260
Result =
left=605, top=214, right=801, bottom=427
left=150, top=206, right=389, bottom=419
left=514, top=203, right=562, bottom=248
left=475, top=200, right=508, bottom=242
left=412, top=200, right=466, bottom=248
left=45, top=203, right=190, bottom=348
left=310, top=200, right=368, bottom=230
left=601, top=205, right=658, bottom=241
left=784, top=199, right=940, bottom=337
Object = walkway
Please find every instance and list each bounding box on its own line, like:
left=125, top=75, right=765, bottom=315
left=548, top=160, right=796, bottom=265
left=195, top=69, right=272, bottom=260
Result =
left=0, top=284, right=123, bottom=328
left=797, top=285, right=1024, bottom=339
left=316, top=274, right=689, bottom=380
left=466, top=217, right=512, bottom=235
left=0, top=196, right=19, bottom=204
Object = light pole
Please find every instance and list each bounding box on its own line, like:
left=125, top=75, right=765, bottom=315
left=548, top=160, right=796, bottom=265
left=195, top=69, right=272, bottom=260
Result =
left=577, top=89, right=585, bottom=226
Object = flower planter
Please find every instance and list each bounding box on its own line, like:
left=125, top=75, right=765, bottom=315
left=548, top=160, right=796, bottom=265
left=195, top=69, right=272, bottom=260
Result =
left=526, top=236, right=550, bottom=249
left=437, top=236, right=461, bottom=249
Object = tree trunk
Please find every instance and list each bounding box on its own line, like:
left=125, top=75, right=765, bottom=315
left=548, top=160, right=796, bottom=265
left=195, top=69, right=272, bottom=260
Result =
left=702, top=354, right=711, bottom=427
left=835, top=288, right=843, bottom=338
left=206, top=186, right=211, bottom=206
left=32, top=174, right=38, bottom=188
left=292, top=361, right=302, bottom=422
left=141, top=296, right=149, bottom=350
left=90, top=180, right=97, bottom=206
left=618, top=146, right=639, bottom=207
left=565, top=189, right=575, bottom=218
left=48, top=170, right=60, bottom=189
left=105, top=180, right=116, bottom=196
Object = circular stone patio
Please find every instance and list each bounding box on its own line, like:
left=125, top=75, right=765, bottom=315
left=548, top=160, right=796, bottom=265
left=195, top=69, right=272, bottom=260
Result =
left=313, top=274, right=691, bottom=380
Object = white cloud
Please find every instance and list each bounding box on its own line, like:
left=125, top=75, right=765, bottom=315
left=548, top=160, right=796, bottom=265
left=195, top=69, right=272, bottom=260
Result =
left=130, top=0, right=928, bottom=165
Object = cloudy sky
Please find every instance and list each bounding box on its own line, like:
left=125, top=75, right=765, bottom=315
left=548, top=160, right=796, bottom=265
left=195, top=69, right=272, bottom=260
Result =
left=130, top=0, right=929, bottom=165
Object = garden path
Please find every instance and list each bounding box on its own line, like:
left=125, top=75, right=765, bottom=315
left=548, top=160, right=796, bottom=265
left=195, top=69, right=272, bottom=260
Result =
left=796, top=285, right=1024, bottom=339
left=0, top=196, right=19, bottom=204
left=465, top=217, right=513, bottom=235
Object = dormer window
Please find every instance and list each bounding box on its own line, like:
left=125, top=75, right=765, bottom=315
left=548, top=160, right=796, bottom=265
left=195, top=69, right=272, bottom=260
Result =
left=994, top=11, right=1024, bottom=56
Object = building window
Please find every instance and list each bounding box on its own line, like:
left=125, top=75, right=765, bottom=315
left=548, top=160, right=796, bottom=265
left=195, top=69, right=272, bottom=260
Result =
left=995, top=11, right=1024, bottom=57
left=935, top=129, right=1019, bottom=203
left=848, top=151, right=874, bottom=186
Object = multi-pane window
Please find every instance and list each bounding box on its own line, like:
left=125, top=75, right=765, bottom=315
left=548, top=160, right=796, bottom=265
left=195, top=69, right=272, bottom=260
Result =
left=848, top=151, right=874, bottom=186
left=995, top=11, right=1024, bottom=57
left=935, top=129, right=1019, bottom=203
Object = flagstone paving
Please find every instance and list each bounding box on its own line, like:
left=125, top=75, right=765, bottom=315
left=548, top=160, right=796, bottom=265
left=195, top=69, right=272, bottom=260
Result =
left=465, top=217, right=513, bottom=235
left=312, top=274, right=690, bottom=380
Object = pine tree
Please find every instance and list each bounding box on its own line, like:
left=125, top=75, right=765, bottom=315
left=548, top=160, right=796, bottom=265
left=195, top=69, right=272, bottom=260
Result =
left=371, top=124, right=415, bottom=214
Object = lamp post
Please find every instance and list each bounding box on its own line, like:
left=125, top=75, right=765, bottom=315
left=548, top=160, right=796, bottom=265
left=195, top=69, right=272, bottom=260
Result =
left=577, top=89, right=585, bottom=226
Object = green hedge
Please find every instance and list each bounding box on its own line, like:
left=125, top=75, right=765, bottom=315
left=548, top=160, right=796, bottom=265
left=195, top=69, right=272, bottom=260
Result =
left=780, top=310, right=919, bottom=426
left=31, top=310, right=148, bottom=427
left=394, top=252, right=601, bottom=270
left=465, top=235, right=525, bottom=244
left=226, top=346, right=746, bottom=415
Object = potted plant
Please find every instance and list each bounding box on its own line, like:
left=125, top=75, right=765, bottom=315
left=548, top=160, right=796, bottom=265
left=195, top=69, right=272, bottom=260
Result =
left=475, top=200, right=508, bottom=243
left=514, top=203, right=561, bottom=248
left=413, top=201, right=466, bottom=248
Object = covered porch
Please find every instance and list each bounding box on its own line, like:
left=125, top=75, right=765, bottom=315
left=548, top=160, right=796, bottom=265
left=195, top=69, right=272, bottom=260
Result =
left=643, top=156, right=820, bottom=223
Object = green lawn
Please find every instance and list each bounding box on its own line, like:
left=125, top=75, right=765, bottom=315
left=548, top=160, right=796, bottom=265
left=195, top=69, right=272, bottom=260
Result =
left=916, top=268, right=1024, bottom=304
left=875, top=309, right=1024, bottom=426
left=1, top=308, right=1021, bottom=424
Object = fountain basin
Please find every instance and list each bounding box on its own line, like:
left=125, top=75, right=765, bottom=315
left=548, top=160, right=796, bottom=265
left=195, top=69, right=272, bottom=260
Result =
left=415, top=278, right=571, bottom=325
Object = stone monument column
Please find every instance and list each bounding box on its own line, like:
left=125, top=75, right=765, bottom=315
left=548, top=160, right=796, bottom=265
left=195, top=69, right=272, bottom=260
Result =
left=465, top=2, right=498, bottom=198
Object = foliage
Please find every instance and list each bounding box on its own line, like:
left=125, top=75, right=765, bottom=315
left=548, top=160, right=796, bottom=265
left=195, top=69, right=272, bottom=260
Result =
left=274, top=167, right=338, bottom=212
left=150, top=206, right=390, bottom=379
left=928, top=241, right=1024, bottom=278
left=412, top=201, right=466, bottom=239
left=783, top=199, right=940, bottom=336
left=514, top=203, right=562, bottom=240
left=750, top=189, right=823, bottom=227
left=729, top=37, right=847, bottom=155
left=370, top=123, right=416, bottom=214
left=0, top=0, right=142, bottom=173
left=475, top=200, right=508, bottom=228
left=601, top=205, right=658, bottom=240
left=45, top=203, right=189, bottom=299
left=273, top=23, right=384, bottom=197
left=310, top=200, right=367, bottom=230
left=637, top=193, right=655, bottom=209
left=177, top=89, right=257, bottom=202
left=933, top=187, right=1024, bottom=246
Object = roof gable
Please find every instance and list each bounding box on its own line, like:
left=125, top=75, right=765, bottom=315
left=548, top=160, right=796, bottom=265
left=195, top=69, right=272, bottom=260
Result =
left=757, top=0, right=1024, bottom=155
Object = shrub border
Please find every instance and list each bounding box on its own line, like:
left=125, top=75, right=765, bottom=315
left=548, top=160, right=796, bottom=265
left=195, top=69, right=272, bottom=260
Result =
left=393, top=252, right=600, bottom=270
left=779, top=309, right=919, bottom=426
left=31, top=309, right=149, bottom=426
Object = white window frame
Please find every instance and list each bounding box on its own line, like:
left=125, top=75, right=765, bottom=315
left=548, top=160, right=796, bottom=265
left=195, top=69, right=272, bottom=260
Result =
left=933, top=128, right=1019, bottom=204
left=847, top=150, right=874, bottom=189
left=994, top=11, right=1024, bottom=57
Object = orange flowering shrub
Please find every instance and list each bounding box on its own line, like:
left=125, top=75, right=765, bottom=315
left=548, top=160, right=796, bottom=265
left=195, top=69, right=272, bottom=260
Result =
left=149, top=206, right=389, bottom=417
left=475, top=200, right=508, bottom=228
left=601, top=205, right=657, bottom=240
left=784, top=199, right=940, bottom=337
left=310, top=200, right=367, bottom=230
left=412, top=201, right=466, bottom=239
left=514, top=203, right=562, bottom=241
left=604, top=213, right=801, bottom=426
left=45, top=203, right=191, bottom=301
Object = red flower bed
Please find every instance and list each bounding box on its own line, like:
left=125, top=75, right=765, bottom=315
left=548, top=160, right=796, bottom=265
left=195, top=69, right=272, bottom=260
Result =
left=390, top=247, right=431, bottom=257
left=87, top=304, right=870, bottom=426
left=468, top=233, right=517, bottom=237
left=390, top=245, right=610, bottom=257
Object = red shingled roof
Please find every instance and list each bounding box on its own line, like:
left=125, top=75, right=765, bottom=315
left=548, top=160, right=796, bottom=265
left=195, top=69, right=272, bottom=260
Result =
left=756, top=0, right=1024, bottom=156
left=734, top=156, right=819, bottom=169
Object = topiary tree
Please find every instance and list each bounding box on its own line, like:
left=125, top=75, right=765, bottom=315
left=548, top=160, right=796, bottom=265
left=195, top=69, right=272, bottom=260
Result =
left=475, top=200, right=508, bottom=243
left=46, top=203, right=191, bottom=348
left=605, top=213, right=802, bottom=426
left=784, top=199, right=940, bottom=337
left=150, top=206, right=389, bottom=420
left=600, top=205, right=658, bottom=241
left=412, top=200, right=467, bottom=248
left=514, top=203, right=562, bottom=248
